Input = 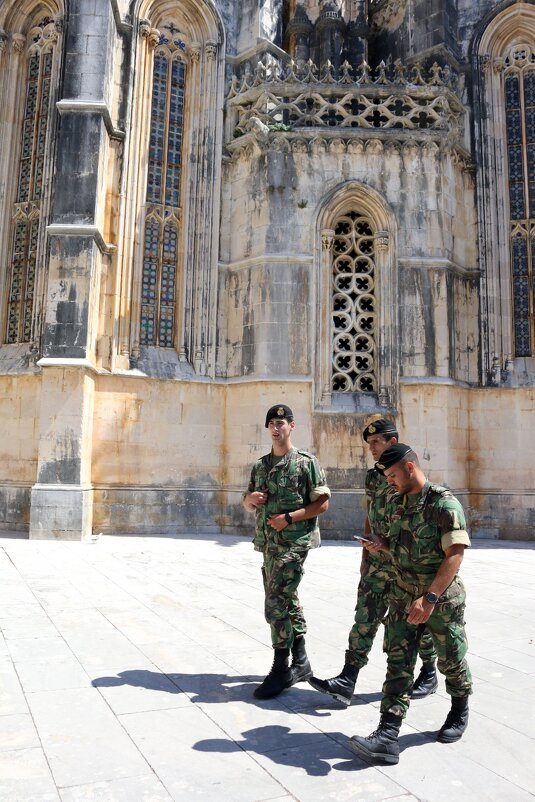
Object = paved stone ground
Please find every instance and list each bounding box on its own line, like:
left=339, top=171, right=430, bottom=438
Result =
left=0, top=532, right=534, bottom=802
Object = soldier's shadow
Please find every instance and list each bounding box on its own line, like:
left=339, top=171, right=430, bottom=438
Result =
left=193, top=724, right=380, bottom=776
left=91, top=669, right=334, bottom=714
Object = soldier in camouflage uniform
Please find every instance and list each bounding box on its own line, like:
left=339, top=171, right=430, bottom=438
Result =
left=309, top=419, right=437, bottom=706
left=349, top=444, right=472, bottom=765
left=243, top=404, right=331, bottom=700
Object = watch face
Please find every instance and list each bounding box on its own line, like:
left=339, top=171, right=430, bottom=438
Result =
left=426, top=592, right=439, bottom=604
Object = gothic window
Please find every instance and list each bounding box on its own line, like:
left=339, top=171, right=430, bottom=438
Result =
left=504, top=45, right=535, bottom=357
left=5, top=19, right=56, bottom=344
left=331, top=211, right=377, bottom=392
left=139, top=28, right=186, bottom=348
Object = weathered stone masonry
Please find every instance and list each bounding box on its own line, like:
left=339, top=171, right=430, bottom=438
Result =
left=0, top=0, right=533, bottom=540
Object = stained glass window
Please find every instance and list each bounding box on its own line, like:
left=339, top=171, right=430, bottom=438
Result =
left=331, top=212, right=377, bottom=392
left=6, top=24, right=54, bottom=344
left=504, top=48, right=535, bottom=357
left=140, top=32, right=186, bottom=348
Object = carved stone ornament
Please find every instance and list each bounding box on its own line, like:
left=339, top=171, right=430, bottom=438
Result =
left=372, top=0, right=408, bottom=31
left=378, top=385, right=390, bottom=406
left=479, top=54, right=491, bottom=73
left=12, top=33, right=25, bottom=54
left=190, top=44, right=201, bottom=63
left=493, top=57, right=505, bottom=74
left=0, top=29, right=7, bottom=53
left=321, top=229, right=335, bottom=250
left=375, top=230, right=389, bottom=252
left=205, top=41, right=217, bottom=61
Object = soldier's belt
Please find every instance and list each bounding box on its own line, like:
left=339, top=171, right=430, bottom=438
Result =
left=395, top=577, right=431, bottom=597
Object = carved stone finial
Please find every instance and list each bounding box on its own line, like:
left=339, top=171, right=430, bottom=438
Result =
left=321, top=229, right=335, bottom=250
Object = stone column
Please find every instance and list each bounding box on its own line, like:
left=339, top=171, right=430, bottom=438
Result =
left=30, top=0, right=118, bottom=539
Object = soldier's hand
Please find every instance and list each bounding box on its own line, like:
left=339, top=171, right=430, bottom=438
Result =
left=267, top=514, right=287, bottom=532
left=248, top=491, right=268, bottom=508
left=407, top=596, right=433, bottom=625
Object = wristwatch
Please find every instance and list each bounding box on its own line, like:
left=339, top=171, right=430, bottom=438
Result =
left=284, top=512, right=293, bottom=525
left=425, top=591, right=439, bottom=604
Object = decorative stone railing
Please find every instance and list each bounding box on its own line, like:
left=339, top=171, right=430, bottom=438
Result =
left=225, top=57, right=464, bottom=143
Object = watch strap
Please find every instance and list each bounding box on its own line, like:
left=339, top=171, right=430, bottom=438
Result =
left=284, top=512, right=293, bottom=525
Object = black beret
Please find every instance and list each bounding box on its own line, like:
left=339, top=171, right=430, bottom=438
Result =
left=363, top=418, right=398, bottom=442
left=375, top=443, right=414, bottom=474
left=265, top=404, right=294, bottom=428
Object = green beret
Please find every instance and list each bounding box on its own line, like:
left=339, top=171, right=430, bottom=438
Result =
left=265, top=404, right=294, bottom=428
left=363, top=418, right=398, bottom=442
left=375, top=443, right=413, bottom=474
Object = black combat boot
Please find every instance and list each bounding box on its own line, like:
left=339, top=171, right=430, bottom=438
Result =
left=253, top=648, right=292, bottom=699
left=308, top=662, right=359, bottom=706
left=437, top=695, right=469, bottom=742
left=348, top=712, right=402, bottom=764
left=289, top=635, right=313, bottom=685
left=410, top=661, right=438, bottom=699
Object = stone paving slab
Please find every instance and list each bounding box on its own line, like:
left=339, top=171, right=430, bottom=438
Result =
left=0, top=534, right=534, bottom=801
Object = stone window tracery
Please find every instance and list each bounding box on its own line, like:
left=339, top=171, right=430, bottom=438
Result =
left=140, top=27, right=186, bottom=348
left=504, top=44, right=535, bottom=357
left=5, top=18, right=56, bottom=344
left=330, top=210, right=377, bottom=392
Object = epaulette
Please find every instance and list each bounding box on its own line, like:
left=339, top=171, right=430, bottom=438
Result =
left=296, top=449, right=314, bottom=459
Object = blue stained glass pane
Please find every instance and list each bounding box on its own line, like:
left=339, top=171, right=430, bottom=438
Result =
left=512, top=236, right=532, bottom=356
left=524, top=70, right=535, bottom=105
left=508, top=146, right=524, bottom=181
left=506, top=109, right=522, bottom=145
left=147, top=54, right=169, bottom=204
left=510, top=182, right=526, bottom=219
left=140, top=219, right=161, bottom=344
left=505, top=74, right=520, bottom=109
left=512, top=235, right=528, bottom=275
left=165, top=59, right=185, bottom=208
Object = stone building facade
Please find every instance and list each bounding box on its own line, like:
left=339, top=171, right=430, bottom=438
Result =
left=0, top=0, right=534, bottom=540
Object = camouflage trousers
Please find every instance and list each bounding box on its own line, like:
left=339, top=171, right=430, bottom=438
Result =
left=262, top=546, right=308, bottom=649
left=347, top=558, right=436, bottom=670
left=381, top=582, right=472, bottom=718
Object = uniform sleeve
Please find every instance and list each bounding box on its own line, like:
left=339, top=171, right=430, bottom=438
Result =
left=437, top=499, right=471, bottom=551
left=307, top=456, right=331, bottom=501
left=246, top=465, right=257, bottom=494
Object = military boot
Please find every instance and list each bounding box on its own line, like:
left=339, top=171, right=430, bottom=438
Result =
left=253, top=648, right=292, bottom=699
left=308, top=662, right=359, bottom=706
left=289, top=635, right=313, bottom=685
left=437, top=695, right=469, bottom=743
left=410, top=661, right=438, bottom=699
left=348, top=712, right=402, bottom=765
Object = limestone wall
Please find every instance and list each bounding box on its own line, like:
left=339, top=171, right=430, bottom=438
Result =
left=0, top=374, right=40, bottom=530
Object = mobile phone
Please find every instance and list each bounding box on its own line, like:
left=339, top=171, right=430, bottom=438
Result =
left=353, top=535, right=375, bottom=543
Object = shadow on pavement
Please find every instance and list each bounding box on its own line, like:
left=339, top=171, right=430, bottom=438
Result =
left=193, top=724, right=371, bottom=776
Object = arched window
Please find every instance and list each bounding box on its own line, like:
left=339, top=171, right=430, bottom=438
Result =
left=317, top=182, right=396, bottom=409
left=4, top=17, right=57, bottom=344
left=331, top=210, right=377, bottom=392
left=139, top=27, right=186, bottom=348
left=504, top=44, right=535, bottom=357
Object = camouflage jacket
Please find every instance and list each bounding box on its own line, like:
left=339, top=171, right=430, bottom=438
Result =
left=364, top=468, right=396, bottom=569
left=385, top=482, right=471, bottom=599
left=247, top=447, right=330, bottom=553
